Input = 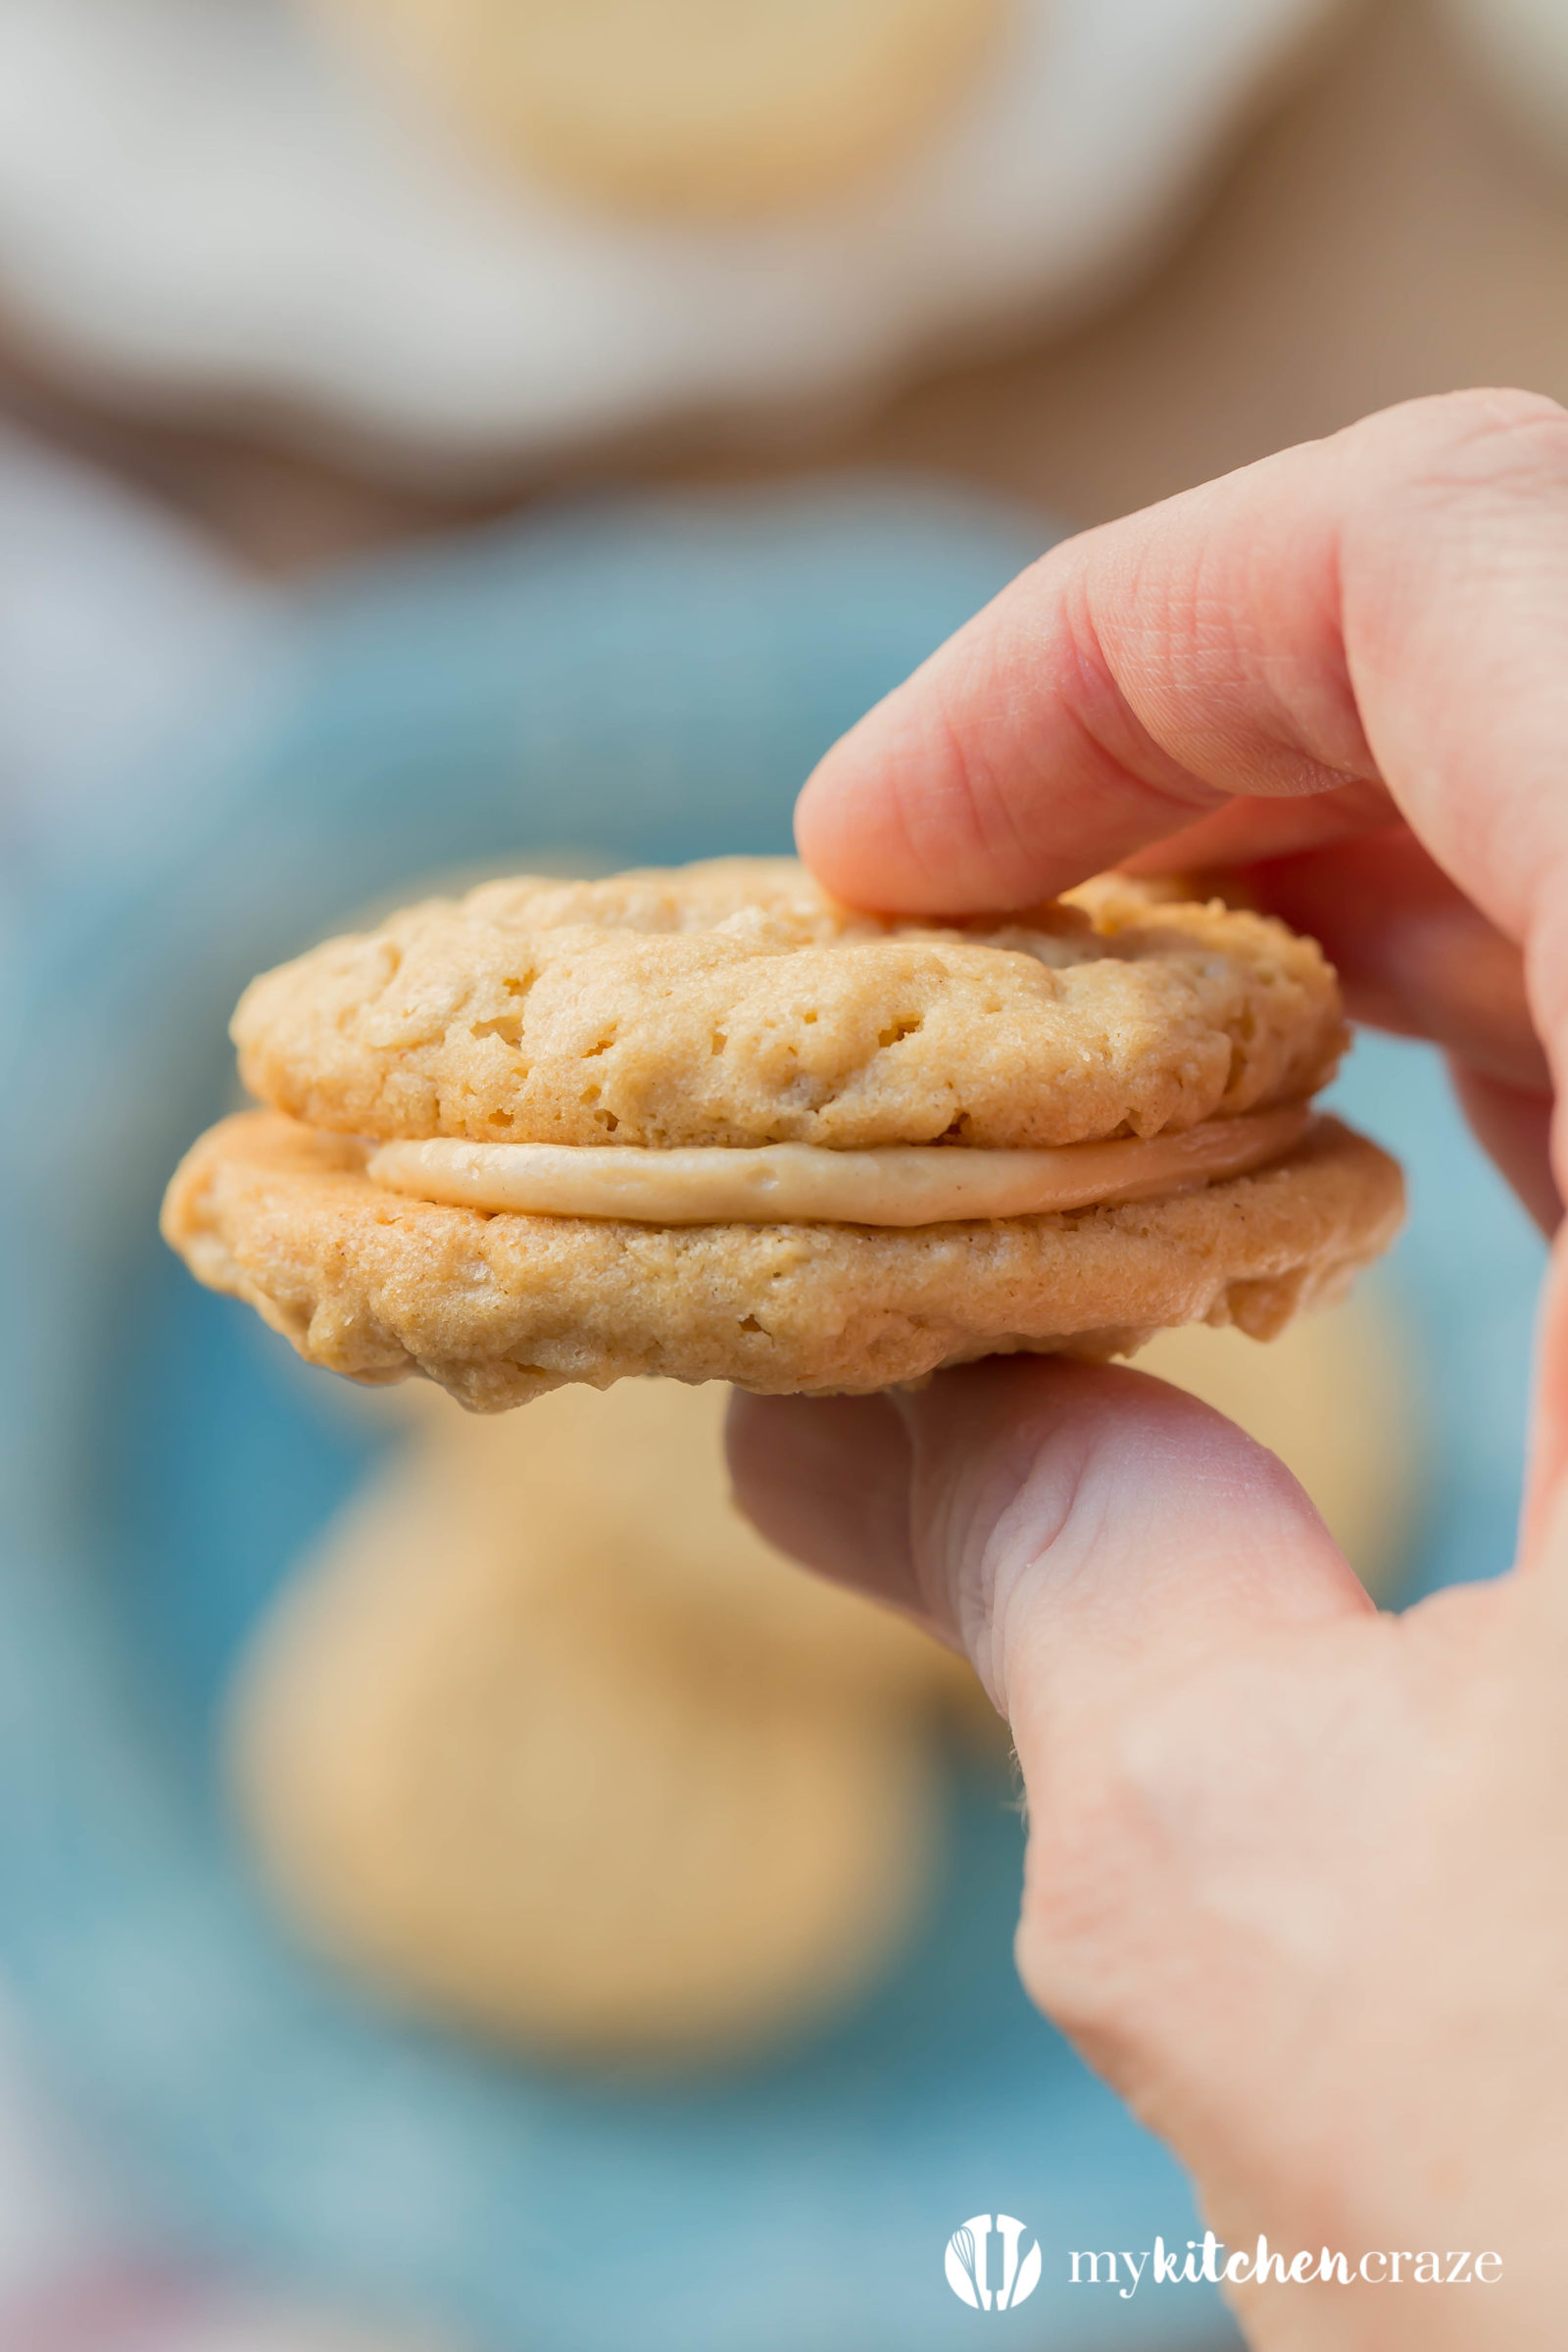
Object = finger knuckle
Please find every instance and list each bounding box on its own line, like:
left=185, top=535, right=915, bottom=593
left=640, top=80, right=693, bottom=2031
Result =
left=1369, top=386, right=1568, bottom=510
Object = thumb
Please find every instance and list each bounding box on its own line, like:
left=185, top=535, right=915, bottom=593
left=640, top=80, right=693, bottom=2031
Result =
left=726, top=1357, right=1375, bottom=1739
left=733, top=1362, right=1449, bottom=2282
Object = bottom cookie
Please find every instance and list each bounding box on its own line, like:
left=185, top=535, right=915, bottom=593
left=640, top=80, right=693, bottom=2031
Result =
left=165, top=1109, right=1403, bottom=1410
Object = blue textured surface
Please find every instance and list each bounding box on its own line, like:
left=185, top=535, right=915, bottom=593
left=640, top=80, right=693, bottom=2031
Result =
left=0, top=480, right=1546, bottom=2351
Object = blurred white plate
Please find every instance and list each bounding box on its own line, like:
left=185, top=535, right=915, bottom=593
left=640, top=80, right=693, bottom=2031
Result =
left=0, top=0, right=1348, bottom=478
left=1443, top=0, right=1568, bottom=164
left=0, top=425, right=270, bottom=862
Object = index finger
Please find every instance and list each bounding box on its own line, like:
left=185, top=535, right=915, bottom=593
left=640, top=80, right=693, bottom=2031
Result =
left=795, top=391, right=1568, bottom=996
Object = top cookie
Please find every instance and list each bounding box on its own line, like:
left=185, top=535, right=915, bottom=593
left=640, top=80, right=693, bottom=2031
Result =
left=232, top=858, right=1346, bottom=1154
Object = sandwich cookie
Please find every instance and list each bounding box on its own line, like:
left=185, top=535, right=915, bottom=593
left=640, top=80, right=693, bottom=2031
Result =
left=164, top=858, right=1403, bottom=1410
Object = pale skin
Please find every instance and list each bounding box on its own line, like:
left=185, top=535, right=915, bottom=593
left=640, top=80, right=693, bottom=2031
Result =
left=727, top=390, right=1568, bottom=2348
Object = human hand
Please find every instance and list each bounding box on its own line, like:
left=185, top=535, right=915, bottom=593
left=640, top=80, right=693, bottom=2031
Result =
left=729, top=391, right=1568, bottom=2348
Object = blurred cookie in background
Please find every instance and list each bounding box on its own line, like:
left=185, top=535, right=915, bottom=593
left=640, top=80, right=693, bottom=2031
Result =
left=314, top=0, right=1011, bottom=217
left=0, top=1, right=1350, bottom=474
left=228, top=1380, right=970, bottom=2070
left=1138, top=1287, right=1421, bottom=1598
left=388, top=1377, right=963, bottom=1704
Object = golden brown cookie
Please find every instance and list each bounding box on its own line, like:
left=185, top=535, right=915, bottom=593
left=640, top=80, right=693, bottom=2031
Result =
left=165, top=1107, right=1401, bottom=1409
left=232, top=860, right=1347, bottom=1152
left=230, top=1379, right=946, bottom=2065
left=309, top=0, right=1011, bottom=220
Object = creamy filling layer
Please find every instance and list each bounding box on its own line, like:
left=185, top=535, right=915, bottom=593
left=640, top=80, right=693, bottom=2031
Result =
left=363, top=1102, right=1311, bottom=1227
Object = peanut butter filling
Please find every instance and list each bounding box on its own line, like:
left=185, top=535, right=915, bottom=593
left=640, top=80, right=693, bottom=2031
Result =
left=364, top=1103, right=1311, bottom=1228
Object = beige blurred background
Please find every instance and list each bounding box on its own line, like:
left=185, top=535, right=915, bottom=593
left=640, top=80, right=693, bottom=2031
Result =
left=2, top=0, right=1564, bottom=569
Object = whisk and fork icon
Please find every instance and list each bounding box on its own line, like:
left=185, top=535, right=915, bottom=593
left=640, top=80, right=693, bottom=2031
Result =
left=945, top=2214, right=1041, bottom=2310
